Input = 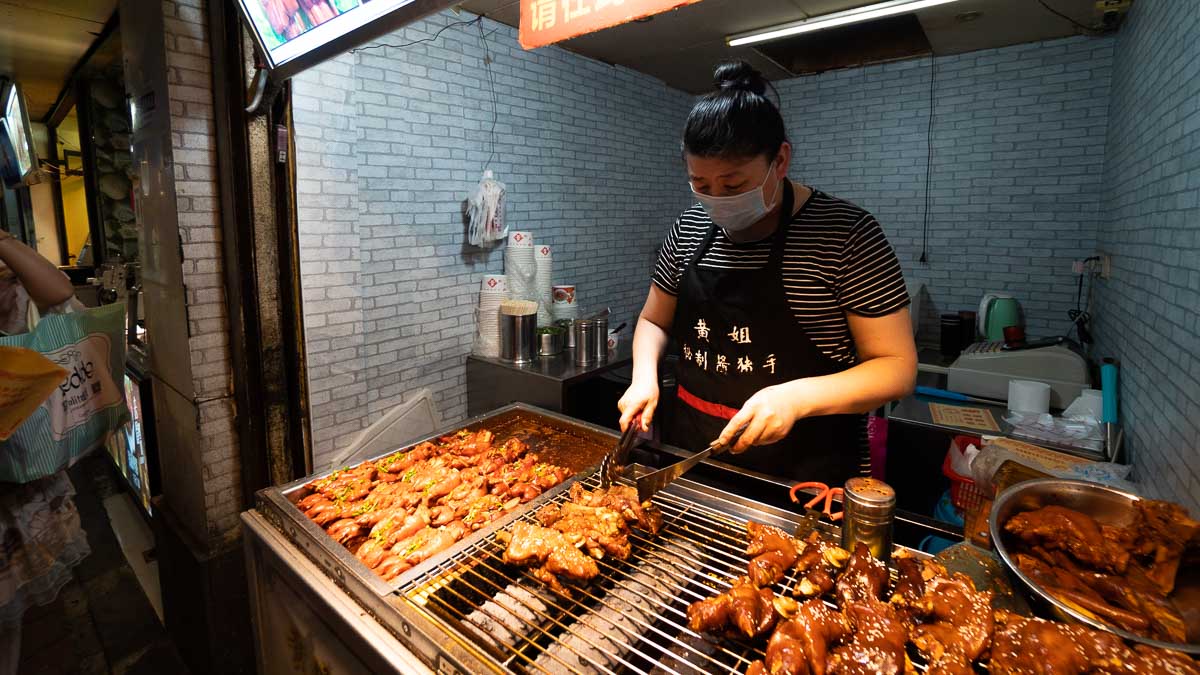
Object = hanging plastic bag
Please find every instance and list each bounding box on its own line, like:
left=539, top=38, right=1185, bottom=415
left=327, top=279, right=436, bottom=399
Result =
left=466, top=170, right=507, bottom=246
left=0, top=303, right=129, bottom=483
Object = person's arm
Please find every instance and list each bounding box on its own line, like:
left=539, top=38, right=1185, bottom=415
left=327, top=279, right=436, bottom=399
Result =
left=715, top=308, right=916, bottom=451
left=617, top=285, right=676, bottom=432
left=0, top=232, right=74, bottom=307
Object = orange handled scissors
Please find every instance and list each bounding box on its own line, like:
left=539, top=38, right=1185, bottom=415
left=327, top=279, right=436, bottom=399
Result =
left=789, top=481, right=844, bottom=522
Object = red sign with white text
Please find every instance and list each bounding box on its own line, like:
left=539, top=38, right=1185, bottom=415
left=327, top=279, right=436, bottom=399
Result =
left=519, top=0, right=702, bottom=49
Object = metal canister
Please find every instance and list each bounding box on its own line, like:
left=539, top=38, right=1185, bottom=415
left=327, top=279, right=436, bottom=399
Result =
left=592, top=317, right=608, bottom=363
left=557, top=319, right=576, bottom=349
left=840, top=477, right=896, bottom=563
left=538, top=330, right=563, bottom=357
left=500, top=313, right=537, bottom=364
left=573, top=320, right=598, bottom=366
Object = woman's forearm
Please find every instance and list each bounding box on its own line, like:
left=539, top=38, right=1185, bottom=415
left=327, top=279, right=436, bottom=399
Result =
left=631, top=316, right=671, bottom=385
left=0, top=236, right=74, bottom=307
left=783, top=355, right=916, bottom=418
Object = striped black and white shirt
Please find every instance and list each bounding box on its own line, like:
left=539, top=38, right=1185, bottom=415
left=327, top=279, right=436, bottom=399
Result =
left=653, top=188, right=910, bottom=365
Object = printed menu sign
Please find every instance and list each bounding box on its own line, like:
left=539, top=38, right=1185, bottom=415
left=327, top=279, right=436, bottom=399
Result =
left=928, top=403, right=1000, bottom=433
left=520, top=0, right=703, bottom=49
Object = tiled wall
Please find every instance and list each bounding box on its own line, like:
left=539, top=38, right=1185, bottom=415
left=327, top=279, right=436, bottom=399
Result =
left=775, top=36, right=1114, bottom=344
left=294, top=13, right=694, bottom=467
left=162, top=0, right=242, bottom=544
left=1094, top=0, right=1200, bottom=511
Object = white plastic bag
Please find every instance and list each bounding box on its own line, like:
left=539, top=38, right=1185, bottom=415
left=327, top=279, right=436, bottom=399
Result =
left=466, top=170, right=507, bottom=246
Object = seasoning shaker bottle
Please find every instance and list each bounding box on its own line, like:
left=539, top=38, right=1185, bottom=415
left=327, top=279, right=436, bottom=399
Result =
left=592, top=317, right=609, bottom=363
left=840, top=477, right=896, bottom=563
left=573, top=319, right=598, bottom=366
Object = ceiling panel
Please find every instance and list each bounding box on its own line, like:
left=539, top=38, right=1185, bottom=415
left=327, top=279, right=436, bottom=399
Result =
left=0, top=0, right=117, bottom=119
left=461, top=0, right=1109, bottom=94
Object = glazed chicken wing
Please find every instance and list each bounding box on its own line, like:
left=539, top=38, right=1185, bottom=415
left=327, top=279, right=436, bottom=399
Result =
left=746, top=522, right=802, bottom=587
left=762, top=598, right=850, bottom=675
left=792, top=532, right=850, bottom=598
left=498, top=521, right=599, bottom=585
left=827, top=601, right=908, bottom=675
left=568, top=483, right=664, bottom=535
left=989, top=610, right=1140, bottom=675
left=1004, top=506, right=1130, bottom=574
left=835, top=543, right=888, bottom=607
left=687, top=577, right=778, bottom=640
left=911, top=574, right=994, bottom=675
left=537, top=501, right=631, bottom=560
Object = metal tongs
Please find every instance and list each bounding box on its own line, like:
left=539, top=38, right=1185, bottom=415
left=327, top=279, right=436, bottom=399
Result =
left=634, top=426, right=745, bottom=503
left=599, top=423, right=641, bottom=489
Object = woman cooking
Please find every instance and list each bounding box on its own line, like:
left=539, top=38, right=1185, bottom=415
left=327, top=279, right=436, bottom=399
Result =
left=618, top=61, right=917, bottom=486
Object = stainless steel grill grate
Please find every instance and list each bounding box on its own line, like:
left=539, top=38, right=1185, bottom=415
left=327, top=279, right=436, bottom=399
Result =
left=400, top=470, right=901, bottom=675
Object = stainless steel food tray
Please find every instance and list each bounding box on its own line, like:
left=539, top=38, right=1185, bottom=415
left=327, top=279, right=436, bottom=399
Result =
left=252, top=403, right=928, bottom=674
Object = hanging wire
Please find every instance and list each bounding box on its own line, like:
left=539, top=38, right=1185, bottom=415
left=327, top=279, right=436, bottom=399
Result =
left=919, top=54, right=935, bottom=264
left=477, top=18, right=500, bottom=173
left=349, top=14, right=503, bottom=174
left=1036, top=0, right=1100, bottom=33
left=350, top=16, right=483, bottom=53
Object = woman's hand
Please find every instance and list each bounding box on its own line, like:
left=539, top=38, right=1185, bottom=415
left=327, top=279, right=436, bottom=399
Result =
left=714, top=381, right=808, bottom=453
left=618, top=377, right=659, bottom=433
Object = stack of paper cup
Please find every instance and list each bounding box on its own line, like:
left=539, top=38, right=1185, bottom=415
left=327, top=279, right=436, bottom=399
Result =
left=551, top=284, right=578, bottom=322
left=1008, top=379, right=1051, bottom=415
left=535, top=244, right=553, bottom=325
left=475, top=273, right=508, bottom=358
left=505, top=231, right=537, bottom=302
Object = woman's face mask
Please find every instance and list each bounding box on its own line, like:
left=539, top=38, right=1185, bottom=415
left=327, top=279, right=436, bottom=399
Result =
left=690, top=159, right=781, bottom=232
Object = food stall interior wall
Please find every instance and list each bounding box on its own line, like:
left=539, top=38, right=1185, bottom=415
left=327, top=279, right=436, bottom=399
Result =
left=56, top=108, right=92, bottom=263
left=27, top=122, right=63, bottom=263
left=775, top=35, right=1112, bottom=346
left=1092, top=0, right=1200, bottom=513
left=293, top=11, right=695, bottom=467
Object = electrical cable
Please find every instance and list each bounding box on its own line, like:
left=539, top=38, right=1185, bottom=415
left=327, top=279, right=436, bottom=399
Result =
left=1036, top=0, right=1100, bottom=33
left=920, top=54, right=935, bottom=264
left=351, top=16, right=484, bottom=53
left=477, top=18, right=500, bottom=173
left=1068, top=256, right=1100, bottom=345
left=352, top=15, right=502, bottom=174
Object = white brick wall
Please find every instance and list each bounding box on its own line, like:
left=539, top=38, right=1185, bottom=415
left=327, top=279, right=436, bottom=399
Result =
left=1094, top=0, right=1200, bottom=512
left=294, top=12, right=693, bottom=467
left=775, top=36, right=1114, bottom=344
left=163, top=0, right=242, bottom=544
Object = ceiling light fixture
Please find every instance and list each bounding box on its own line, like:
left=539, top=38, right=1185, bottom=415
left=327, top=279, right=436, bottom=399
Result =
left=727, top=0, right=962, bottom=47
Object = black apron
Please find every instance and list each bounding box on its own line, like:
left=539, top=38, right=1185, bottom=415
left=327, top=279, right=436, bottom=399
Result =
left=666, top=182, right=865, bottom=485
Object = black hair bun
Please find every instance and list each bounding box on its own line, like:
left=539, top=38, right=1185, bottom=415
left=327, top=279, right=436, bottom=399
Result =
left=713, top=61, right=767, bottom=96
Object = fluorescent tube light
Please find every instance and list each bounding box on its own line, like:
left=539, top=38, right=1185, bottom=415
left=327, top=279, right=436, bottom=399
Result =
left=727, top=0, right=961, bottom=47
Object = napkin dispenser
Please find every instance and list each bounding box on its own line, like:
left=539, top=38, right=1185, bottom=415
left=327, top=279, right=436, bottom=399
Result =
left=947, top=341, right=1089, bottom=409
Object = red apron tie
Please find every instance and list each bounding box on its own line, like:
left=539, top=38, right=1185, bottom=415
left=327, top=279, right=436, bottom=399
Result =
left=677, top=385, right=740, bottom=421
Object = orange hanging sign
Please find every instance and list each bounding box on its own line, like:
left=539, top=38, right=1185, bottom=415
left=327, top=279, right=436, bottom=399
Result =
left=520, top=0, right=702, bottom=49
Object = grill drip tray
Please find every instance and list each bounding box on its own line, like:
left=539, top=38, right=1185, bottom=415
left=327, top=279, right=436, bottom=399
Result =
left=398, top=467, right=926, bottom=675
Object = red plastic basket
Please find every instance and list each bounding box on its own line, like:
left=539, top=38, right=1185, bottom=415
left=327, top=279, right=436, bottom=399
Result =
left=943, top=435, right=988, bottom=513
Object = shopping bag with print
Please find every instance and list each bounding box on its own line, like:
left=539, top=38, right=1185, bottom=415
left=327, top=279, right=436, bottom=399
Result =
left=0, top=303, right=129, bottom=483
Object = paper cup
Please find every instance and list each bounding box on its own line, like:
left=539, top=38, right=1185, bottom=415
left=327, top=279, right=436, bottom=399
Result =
left=481, top=274, right=507, bottom=293
left=1008, top=379, right=1051, bottom=414
left=507, top=230, right=533, bottom=248
left=552, top=285, right=576, bottom=304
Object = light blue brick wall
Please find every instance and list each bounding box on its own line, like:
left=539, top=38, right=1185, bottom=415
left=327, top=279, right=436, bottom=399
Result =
left=295, top=13, right=693, bottom=465
left=775, top=36, right=1114, bottom=344
left=1093, top=0, right=1200, bottom=512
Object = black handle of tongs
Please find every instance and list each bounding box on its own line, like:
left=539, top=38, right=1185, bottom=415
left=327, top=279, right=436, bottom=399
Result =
left=708, top=424, right=747, bottom=457
left=601, top=423, right=641, bottom=487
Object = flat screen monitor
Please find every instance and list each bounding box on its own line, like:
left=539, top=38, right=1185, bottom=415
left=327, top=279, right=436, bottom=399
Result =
left=236, top=0, right=451, bottom=81
left=0, top=81, right=37, bottom=188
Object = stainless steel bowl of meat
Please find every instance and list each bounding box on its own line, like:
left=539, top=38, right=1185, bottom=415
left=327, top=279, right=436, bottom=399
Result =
left=991, top=478, right=1200, bottom=654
